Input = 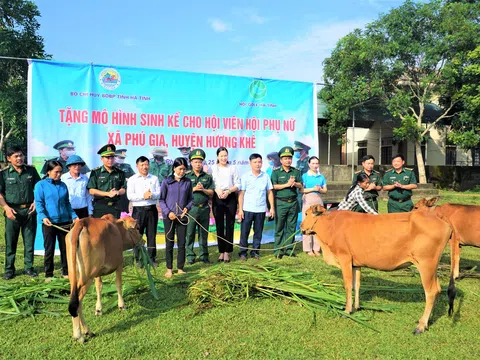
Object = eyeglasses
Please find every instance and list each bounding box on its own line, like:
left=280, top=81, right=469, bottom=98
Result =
left=102, top=156, right=115, bottom=159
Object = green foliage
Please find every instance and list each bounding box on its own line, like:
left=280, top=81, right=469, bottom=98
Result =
left=0, top=0, right=49, bottom=147
left=320, top=0, right=480, bottom=176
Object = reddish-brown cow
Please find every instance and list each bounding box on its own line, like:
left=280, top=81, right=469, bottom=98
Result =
left=414, top=197, right=480, bottom=279
left=300, top=205, right=455, bottom=334
left=66, top=215, right=142, bottom=343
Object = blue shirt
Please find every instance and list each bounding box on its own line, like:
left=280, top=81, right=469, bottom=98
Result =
left=239, top=171, right=273, bottom=213
left=302, top=171, right=327, bottom=194
left=61, top=172, right=93, bottom=215
left=34, top=178, right=78, bottom=224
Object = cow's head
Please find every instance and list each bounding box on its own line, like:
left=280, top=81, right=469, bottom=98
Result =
left=117, top=216, right=143, bottom=249
left=413, top=196, right=440, bottom=211
left=300, top=204, right=327, bottom=235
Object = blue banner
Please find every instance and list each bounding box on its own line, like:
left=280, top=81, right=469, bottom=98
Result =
left=28, top=60, right=317, bottom=253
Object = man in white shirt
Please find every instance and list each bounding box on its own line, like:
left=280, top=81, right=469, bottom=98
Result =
left=61, top=155, right=93, bottom=219
left=238, top=153, right=275, bottom=260
left=127, top=156, right=161, bottom=267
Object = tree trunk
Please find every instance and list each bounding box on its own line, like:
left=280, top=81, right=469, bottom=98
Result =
left=415, top=139, right=427, bottom=184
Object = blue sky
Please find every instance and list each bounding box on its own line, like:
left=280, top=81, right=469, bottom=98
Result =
left=33, top=0, right=406, bottom=83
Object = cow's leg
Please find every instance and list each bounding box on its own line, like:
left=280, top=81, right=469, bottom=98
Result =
left=116, top=267, right=125, bottom=311
left=95, top=277, right=103, bottom=316
left=353, top=267, right=361, bottom=311
left=78, top=280, right=95, bottom=339
left=450, top=236, right=461, bottom=279
left=340, top=262, right=354, bottom=314
left=414, top=263, right=441, bottom=335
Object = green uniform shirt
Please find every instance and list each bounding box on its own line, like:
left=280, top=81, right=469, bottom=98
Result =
left=0, top=165, right=41, bottom=205
left=149, top=160, right=171, bottom=183
left=271, top=166, right=302, bottom=199
left=186, top=170, right=214, bottom=206
left=87, top=165, right=126, bottom=201
left=352, top=169, right=383, bottom=200
left=117, top=163, right=135, bottom=178
left=40, top=157, right=90, bottom=175
left=295, top=157, right=309, bottom=175
left=382, top=168, right=417, bottom=200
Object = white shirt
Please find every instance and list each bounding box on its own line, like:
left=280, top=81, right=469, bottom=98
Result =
left=127, top=173, right=160, bottom=206
left=208, top=164, right=240, bottom=190
left=60, top=172, right=93, bottom=214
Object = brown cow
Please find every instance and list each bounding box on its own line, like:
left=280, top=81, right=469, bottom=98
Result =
left=66, top=215, right=142, bottom=343
left=300, top=205, right=455, bottom=334
left=414, top=197, right=480, bottom=279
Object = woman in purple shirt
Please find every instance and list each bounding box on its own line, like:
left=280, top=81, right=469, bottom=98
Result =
left=159, top=157, right=193, bottom=278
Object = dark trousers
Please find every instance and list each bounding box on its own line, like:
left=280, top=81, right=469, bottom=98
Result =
left=239, top=211, right=266, bottom=257
left=186, top=205, right=210, bottom=261
left=132, top=205, right=158, bottom=262
left=163, top=217, right=187, bottom=270
left=93, top=202, right=120, bottom=219
left=73, top=207, right=89, bottom=219
left=42, top=222, right=69, bottom=277
left=4, top=207, right=36, bottom=274
left=212, top=193, right=237, bottom=253
left=274, top=200, right=299, bottom=256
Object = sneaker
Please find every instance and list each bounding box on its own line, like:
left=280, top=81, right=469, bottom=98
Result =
left=3, top=272, right=15, bottom=280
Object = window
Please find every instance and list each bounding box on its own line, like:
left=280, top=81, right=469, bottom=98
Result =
left=473, top=148, right=480, bottom=166
left=446, top=146, right=457, bottom=165
left=381, top=137, right=392, bottom=164
left=357, top=140, right=368, bottom=165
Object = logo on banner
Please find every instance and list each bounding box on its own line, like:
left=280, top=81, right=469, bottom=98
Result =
left=99, top=68, right=121, bottom=90
left=249, top=80, right=267, bottom=100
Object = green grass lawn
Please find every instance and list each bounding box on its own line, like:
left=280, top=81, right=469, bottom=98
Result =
left=0, top=192, right=479, bottom=359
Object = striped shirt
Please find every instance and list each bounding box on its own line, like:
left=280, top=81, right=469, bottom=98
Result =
left=337, top=185, right=378, bottom=215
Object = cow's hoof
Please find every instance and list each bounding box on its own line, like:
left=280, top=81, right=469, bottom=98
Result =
left=118, top=305, right=125, bottom=311
left=85, top=331, right=95, bottom=338
left=74, top=336, right=85, bottom=344
left=95, top=309, right=102, bottom=316
left=413, top=327, right=425, bottom=335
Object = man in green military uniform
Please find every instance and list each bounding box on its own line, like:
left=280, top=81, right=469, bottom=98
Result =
left=271, top=146, right=303, bottom=258
left=382, top=154, right=418, bottom=213
left=114, top=149, right=135, bottom=213
left=87, top=144, right=127, bottom=218
left=149, top=147, right=171, bottom=184
left=185, top=149, right=214, bottom=265
left=293, top=140, right=311, bottom=175
left=352, top=155, right=383, bottom=213
left=40, top=140, right=90, bottom=175
left=0, top=146, right=41, bottom=280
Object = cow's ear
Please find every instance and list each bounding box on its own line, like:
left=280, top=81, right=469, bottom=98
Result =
left=427, top=196, right=440, bottom=207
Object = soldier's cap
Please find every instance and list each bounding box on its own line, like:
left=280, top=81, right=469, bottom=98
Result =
left=178, top=146, right=191, bottom=151
left=53, top=140, right=75, bottom=150
left=97, top=144, right=116, bottom=157
left=115, top=149, right=127, bottom=158
left=65, top=155, right=86, bottom=167
left=278, top=146, right=294, bottom=158
left=189, top=149, right=206, bottom=161
left=293, top=140, right=311, bottom=152
left=267, top=152, right=279, bottom=160
left=152, top=147, right=168, bottom=156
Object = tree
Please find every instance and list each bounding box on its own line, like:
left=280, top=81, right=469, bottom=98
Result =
left=0, top=0, right=49, bottom=153
left=320, top=0, right=480, bottom=183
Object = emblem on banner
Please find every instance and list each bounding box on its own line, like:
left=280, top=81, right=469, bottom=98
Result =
left=249, top=80, right=267, bottom=100
left=99, top=68, right=121, bottom=90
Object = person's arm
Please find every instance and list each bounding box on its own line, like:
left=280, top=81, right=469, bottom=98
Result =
left=151, top=176, right=161, bottom=200
left=382, top=173, right=395, bottom=191
left=185, top=180, right=194, bottom=210
left=267, top=189, right=275, bottom=218
left=126, top=177, right=141, bottom=202
left=272, top=170, right=294, bottom=190
left=237, top=190, right=245, bottom=220
left=159, top=179, right=173, bottom=218
left=401, top=171, right=418, bottom=190
left=354, top=190, right=378, bottom=215
left=294, top=171, right=304, bottom=192
left=63, top=185, right=78, bottom=221
left=87, top=171, right=108, bottom=196
left=34, top=182, right=48, bottom=223
left=229, top=166, right=240, bottom=193
left=117, top=172, right=127, bottom=196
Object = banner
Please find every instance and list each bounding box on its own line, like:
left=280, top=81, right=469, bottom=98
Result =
left=28, top=60, right=317, bottom=253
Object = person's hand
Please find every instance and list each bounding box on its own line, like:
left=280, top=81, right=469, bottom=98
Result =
left=168, top=212, right=176, bottom=220
left=43, top=218, right=52, bottom=226
left=3, top=206, right=17, bottom=220
left=367, top=183, right=376, bottom=191
left=238, top=210, right=244, bottom=221
left=314, top=185, right=321, bottom=192
left=28, top=202, right=36, bottom=215
left=196, top=182, right=204, bottom=191
left=143, top=188, right=152, bottom=200
left=287, top=176, right=295, bottom=187
left=73, top=218, right=80, bottom=223
left=269, top=208, right=275, bottom=219
left=181, top=208, right=188, bottom=218
left=108, top=188, right=118, bottom=198
left=394, top=182, right=403, bottom=189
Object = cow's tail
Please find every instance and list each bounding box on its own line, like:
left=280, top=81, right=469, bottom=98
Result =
left=68, top=219, right=85, bottom=318
left=447, top=273, right=456, bottom=316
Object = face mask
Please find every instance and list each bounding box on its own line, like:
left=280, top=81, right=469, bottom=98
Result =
left=115, top=158, right=125, bottom=164
left=174, top=172, right=184, bottom=179
left=65, top=150, right=76, bottom=157
left=295, top=152, right=301, bottom=159
left=268, top=161, right=275, bottom=167
left=154, top=156, right=164, bottom=162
